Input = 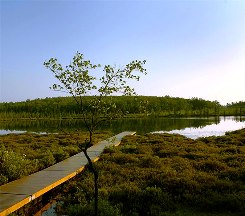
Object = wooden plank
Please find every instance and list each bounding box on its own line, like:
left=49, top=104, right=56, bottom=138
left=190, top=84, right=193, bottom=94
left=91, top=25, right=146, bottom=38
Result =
left=0, top=131, right=135, bottom=216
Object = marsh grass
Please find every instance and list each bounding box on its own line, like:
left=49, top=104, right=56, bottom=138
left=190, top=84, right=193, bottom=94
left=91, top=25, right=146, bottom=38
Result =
left=57, top=129, right=245, bottom=215
left=0, top=131, right=111, bottom=185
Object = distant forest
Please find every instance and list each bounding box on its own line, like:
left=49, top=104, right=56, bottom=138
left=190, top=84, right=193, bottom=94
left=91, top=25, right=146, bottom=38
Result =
left=0, top=96, right=244, bottom=119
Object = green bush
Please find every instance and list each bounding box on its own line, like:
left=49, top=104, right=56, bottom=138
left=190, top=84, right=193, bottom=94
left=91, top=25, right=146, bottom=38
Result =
left=38, top=150, right=56, bottom=169
left=0, top=145, right=38, bottom=185
left=52, top=148, right=69, bottom=162
left=0, top=174, right=8, bottom=185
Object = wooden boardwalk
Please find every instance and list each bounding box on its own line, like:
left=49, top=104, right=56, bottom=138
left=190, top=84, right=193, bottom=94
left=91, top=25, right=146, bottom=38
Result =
left=0, top=131, right=136, bottom=216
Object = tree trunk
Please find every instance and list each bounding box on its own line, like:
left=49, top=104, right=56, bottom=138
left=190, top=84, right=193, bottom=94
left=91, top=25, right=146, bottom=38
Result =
left=83, top=148, right=98, bottom=216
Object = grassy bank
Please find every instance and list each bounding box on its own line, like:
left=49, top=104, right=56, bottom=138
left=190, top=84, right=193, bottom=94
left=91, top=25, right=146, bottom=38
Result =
left=57, top=129, right=245, bottom=216
left=0, top=131, right=111, bottom=185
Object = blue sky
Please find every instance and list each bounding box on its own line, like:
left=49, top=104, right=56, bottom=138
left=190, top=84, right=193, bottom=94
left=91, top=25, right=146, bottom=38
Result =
left=1, top=0, right=245, bottom=105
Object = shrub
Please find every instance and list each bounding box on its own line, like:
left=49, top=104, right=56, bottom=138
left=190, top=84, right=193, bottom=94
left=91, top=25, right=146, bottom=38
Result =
left=38, top=150, right=56, bottom=169
left=0, top=174, right=8, bottom=185
left=0, top=145, right=37, bottom=185
left=52, top=148, right=69, bottom=162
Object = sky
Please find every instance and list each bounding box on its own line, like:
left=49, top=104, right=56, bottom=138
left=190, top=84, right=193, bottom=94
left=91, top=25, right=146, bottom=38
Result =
left=0, top=0, right=245, bottom=105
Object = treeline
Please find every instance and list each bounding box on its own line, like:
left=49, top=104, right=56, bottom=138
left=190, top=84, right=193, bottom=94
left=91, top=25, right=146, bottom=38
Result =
left=226, top=101, right=245, bottom=116
left=0, top=96, right=244, bottom=119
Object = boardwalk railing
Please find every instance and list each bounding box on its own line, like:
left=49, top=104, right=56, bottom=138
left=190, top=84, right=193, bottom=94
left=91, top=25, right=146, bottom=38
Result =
left=0, top=131, right=136, bottom=216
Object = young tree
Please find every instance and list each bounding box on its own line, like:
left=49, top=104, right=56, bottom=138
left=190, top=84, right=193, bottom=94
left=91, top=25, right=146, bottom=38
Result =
left=44, top=52, right=146, bottom=215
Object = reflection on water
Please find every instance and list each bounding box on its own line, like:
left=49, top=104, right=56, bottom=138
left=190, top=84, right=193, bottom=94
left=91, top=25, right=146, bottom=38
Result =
left=0, top=116, right=244, bottom=138
left=109, top=117, right=219, bottom=134
left=154, top=116, right=245, bottom=139
left=0, top=129, right=27, bottom=135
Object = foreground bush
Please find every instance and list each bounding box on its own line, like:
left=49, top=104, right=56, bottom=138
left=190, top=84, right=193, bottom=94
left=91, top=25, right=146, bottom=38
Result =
left=0, top=145, right=38, bottom=185
left=58, top=129, right=245, bottom=215
left=0, top=131, right=111, bottom=185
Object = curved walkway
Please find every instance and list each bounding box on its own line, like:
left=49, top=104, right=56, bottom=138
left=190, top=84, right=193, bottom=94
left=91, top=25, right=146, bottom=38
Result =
left=0, top=131, right=135, bottom=216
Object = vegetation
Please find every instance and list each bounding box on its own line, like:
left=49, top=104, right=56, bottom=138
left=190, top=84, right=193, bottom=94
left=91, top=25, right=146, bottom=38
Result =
left=0, top=131, right=111, bottom=186
left=226, top=101, right=245, bottom=116
left=56, top=129, right=245, bottom=216
left=0, top=96, right=244, bottom=120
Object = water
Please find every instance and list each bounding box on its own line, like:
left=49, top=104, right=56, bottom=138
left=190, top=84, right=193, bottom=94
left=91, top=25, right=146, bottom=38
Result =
left=41, top=203, right=56, bottom=216
left=0, top=130, right=48, bottom=135
left=0, top=116, right=244, bottom=139
left=0, top=129, right=27, bottom=135
left=154, top=117, right=245, bottom=139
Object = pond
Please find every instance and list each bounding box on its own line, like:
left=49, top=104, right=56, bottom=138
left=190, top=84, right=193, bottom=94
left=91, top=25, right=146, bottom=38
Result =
left=0, top=116, right=244, bottom=139
left=153, top=116, right=245, bottom=139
